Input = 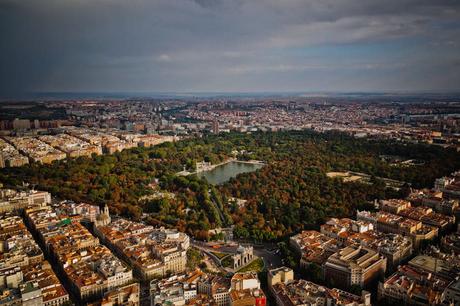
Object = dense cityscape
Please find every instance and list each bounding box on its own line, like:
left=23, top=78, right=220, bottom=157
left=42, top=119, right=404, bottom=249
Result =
left=0, top=96, right=459, bottom=305
left=2, top=96, right=460, bottom=168
left=2, top=0, right=460, bottom=305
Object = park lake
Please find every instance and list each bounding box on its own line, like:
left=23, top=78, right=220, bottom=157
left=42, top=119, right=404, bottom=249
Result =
left=197, top=161, right=264, bottom=185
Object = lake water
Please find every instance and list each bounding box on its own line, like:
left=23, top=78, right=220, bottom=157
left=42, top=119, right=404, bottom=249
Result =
left=197, top=161, right=264, bottom=185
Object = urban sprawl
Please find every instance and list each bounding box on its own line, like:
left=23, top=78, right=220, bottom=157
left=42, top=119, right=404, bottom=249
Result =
left=0, top=98, right=460, bottom=306
left=2, top=98, right=460, bottom=167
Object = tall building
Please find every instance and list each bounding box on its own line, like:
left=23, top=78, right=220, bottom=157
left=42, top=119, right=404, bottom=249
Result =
left=12, top=119, right=31, bottom=130
left=212, top=120, right=219, bottom=134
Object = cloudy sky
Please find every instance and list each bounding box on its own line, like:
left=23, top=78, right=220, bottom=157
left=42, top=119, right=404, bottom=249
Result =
left=1, top=0, right=460, bottom=95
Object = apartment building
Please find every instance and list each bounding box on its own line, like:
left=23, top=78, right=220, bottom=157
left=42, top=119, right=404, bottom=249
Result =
left=197, top=274, right=231, bottom=306
left=0, top=189, right=51, bottom=213
left=38, top=134, right=102, bottom=158
left=269, top=274, right=371, bottom=306
left=91, top=282, right=140, bottom=306
left=0, top=214, right=44, bottom=269
left=408, top=189, right=459, bottom=215
left=357, top=210, right=438, bottom=248
left=0, top=213, right=69, bottom=305
left=289, top=230, right=340, bottom=269
left=380, top=199, right=411, bottom=214
left=0, top=138, right=28, bottom=168
left=267, top=267, right=294, bottom=289
left=324, top=245, right=387, bottom=289
left=230, top=273, right=266, bottom=306
left=435, top=173, right=460, bottom=199
left=95, top=218, right=189, bottom=280
left=395, top=205, right=455, bottom=230
left=66, top=128, right=138, bottom=154
left=150, top=269, right=205, bottom=305
left=321, top=217, right=412, bottom=270
left=22, top=261, right=70, bottom=306
left=25, top=207, right=133, bottom=302
left=441, top=231, right=460, bottom=254
left=6, top=136, right=66, bottom=164
left=137, top=134, right=176, bottom=147
left=378, top=264, right=451, bottom=305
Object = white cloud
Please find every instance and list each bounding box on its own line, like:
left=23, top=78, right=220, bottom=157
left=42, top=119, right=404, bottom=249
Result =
left=156, top=54, right=172, bottom=62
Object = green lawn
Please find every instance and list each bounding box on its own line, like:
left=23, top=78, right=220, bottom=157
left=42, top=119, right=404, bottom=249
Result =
left=221, top=255, right=234, bottom=268
left=237, top=257, right=264, bottom=273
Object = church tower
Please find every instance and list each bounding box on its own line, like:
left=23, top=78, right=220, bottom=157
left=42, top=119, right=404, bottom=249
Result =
left=96, top=204, right=111, bottom=226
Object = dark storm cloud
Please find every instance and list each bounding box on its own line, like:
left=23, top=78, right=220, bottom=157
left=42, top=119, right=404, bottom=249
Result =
left=1, top=0, right=460, bottom=95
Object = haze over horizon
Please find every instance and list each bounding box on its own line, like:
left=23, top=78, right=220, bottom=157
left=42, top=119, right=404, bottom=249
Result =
left=1, top=0, right=460, bottom=96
